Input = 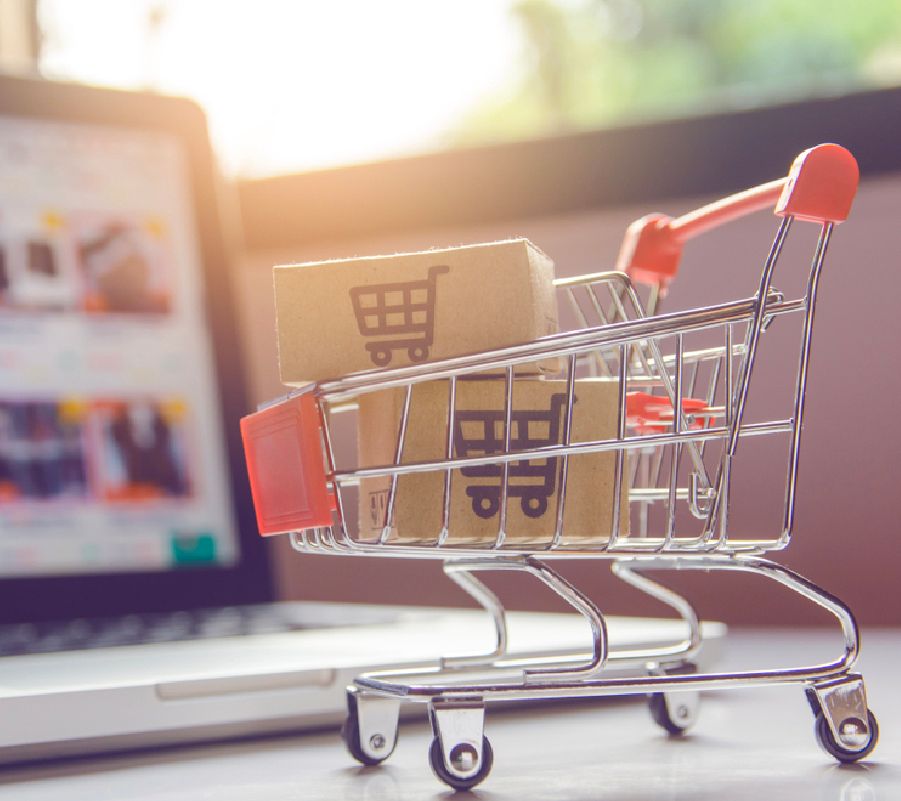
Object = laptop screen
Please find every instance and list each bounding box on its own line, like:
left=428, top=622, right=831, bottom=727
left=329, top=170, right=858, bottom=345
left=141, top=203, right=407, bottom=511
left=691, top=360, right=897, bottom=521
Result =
left=0, top=114, right=239, bottom=577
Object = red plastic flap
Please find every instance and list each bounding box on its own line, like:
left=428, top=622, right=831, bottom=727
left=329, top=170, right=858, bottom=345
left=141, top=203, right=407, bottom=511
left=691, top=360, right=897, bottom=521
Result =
left=626, top=391, right=715, bottom=434
left=775, top=144, right=859, bottom=224
left=240, top=393, right=334, bottom=536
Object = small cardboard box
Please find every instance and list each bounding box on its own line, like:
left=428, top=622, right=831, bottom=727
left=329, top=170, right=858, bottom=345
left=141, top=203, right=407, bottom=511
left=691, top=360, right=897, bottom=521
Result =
left=273, top=239, right=558, bottom=386
left=357, top=377, right=628, bottom=545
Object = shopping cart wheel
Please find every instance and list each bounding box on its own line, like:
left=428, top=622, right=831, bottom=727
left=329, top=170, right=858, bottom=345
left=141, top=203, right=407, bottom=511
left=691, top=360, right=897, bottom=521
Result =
left=814, top=709, right=879, bottom=763
left=647, top=663, right=699, bottom=736
left=806, top=676, right=879, bottom=763
left=648, top=692, right=698, bottom=736
left=428, top=736, right=493, bottom=791
left=429, top=697, right=491, bottom=790
left=341, top=689, right=399, bottom=766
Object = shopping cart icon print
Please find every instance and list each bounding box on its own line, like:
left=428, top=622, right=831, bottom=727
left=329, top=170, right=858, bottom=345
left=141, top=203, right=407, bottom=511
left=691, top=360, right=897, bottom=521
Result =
left=454, top=392, right=570, bottom=520
left=349, top=264, right=449, bottom=367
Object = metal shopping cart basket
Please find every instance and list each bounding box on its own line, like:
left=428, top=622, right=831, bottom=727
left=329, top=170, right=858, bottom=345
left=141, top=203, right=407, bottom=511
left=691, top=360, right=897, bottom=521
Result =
left=241, top=144, right=877, bottom=790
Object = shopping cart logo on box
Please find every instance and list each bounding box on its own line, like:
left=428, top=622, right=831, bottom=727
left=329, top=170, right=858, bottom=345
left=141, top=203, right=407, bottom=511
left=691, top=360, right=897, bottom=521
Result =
left=349, top=264, right=449, bottom=367
left=453, top=392, right=570, bottom=520
left=367, top=488, right=389, bottom=530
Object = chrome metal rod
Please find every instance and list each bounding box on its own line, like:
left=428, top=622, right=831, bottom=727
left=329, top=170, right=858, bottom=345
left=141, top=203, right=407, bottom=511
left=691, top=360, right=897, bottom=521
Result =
left=441, top=557, right=609, bottom=682
left=552, top=355, right=577, bottom=548
left=564, top=285, right=605, bottom=377
left=585, top=284, right=615, bottom=376
left=440, top=563, right=509, bottom=669
left=353, top=555, right=858, bottom=701
left=438, top=376, right=457, bottom=547
left=727, top=216, right=793, bottom=457
left=320, top=297, right=806, bottom=403
left=317, top=399, right=352, bottom=547
left=664, top=334, right=684, bottom=547
left=339, top=419, right=794, bottom=482
left=522, top=558, right=609, bottom=681
left=609, top=343, right=628, bottom=548
left=780, top=222, right=833, bottom=547
left=496, top=366, right=515, bottom=549
left=610, top=560, right=702, bottom=663
left=380, top=384, right=414, bottom=544
left=702, top=217, right=793, bottom=542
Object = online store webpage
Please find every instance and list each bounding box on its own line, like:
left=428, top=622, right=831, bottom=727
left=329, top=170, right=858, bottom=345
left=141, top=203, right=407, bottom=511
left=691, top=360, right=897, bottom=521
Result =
left=0, top=116, right=237, bottom=576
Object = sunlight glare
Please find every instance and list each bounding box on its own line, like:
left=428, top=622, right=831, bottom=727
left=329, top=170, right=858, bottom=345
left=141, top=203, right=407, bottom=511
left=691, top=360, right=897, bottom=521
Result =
left=40, top=0, right=519, bottom=176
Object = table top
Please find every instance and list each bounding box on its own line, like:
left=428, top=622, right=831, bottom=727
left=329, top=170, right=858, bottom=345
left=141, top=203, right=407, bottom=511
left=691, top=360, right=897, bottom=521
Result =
left=2, top=628, right=899, bottom=801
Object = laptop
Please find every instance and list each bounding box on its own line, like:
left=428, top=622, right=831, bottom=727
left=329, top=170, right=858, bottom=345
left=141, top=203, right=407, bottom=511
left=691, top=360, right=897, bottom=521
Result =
left=0, top=73, right=722, bottom=763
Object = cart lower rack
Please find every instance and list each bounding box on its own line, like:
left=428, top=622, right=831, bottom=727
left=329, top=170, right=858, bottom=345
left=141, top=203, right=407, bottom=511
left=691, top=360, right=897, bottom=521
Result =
left=242, top=144, right=878, bottom=790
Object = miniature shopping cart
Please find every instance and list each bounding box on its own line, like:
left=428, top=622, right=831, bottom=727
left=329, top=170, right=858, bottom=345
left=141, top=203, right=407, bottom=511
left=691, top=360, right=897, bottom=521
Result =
left=241, top=144, right=878, bottom=790
left=349, top=263, right=449, bottom=367
left=455, top=392, right=568, bottom=519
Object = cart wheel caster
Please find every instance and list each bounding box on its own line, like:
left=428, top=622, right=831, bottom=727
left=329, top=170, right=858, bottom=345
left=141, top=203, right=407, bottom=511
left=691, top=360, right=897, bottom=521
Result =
left=806, top=676, right=879, bottom=763
left=814, top=709, right=879, bottom=763
left=648, top=663, right=699, bottom=736
left=341, top=690, right=398, bottom=767
left=429, top=736, right=493, bottom=791
left=648, top=692, right=697, bottom=735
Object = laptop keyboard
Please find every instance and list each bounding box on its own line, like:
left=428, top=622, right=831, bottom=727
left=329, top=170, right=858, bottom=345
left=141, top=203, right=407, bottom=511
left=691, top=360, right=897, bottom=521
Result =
left=0, top=606, right=308, bottom=656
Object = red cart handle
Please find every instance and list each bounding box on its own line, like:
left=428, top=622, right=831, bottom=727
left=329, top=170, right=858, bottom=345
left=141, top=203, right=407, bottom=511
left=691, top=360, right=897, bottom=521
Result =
left=616, top=143, right=859, bottom=292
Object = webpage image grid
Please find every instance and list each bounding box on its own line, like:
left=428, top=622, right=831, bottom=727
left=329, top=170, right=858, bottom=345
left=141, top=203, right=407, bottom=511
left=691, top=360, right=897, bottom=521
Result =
left=0, top=117, right=237, bottom=577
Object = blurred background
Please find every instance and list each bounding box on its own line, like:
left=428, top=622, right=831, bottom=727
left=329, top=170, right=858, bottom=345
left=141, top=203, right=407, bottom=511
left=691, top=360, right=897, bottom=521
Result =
left=15, top=0, right=901, bottom=177
left=2, top=0, right=900, bottom=626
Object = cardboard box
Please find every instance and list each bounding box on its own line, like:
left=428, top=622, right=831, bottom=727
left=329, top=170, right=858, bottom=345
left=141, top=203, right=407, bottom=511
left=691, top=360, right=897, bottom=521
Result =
left=358, top=377, right=628, bottom=545
left=273, top=239, right=558, bottom=386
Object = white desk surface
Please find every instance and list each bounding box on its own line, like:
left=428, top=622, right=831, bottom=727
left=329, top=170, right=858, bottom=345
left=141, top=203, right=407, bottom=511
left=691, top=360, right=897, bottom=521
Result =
left=1, top=628, right=899, bottom=801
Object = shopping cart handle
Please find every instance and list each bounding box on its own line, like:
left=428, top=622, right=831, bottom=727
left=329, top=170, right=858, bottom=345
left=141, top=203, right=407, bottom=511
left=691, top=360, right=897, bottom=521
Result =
left=616, top=143, right=859, bottom=291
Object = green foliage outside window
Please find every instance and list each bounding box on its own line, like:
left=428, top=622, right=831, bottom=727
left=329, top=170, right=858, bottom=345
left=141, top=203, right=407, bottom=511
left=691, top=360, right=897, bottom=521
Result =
left=451, top=0, right=901, bottom=146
